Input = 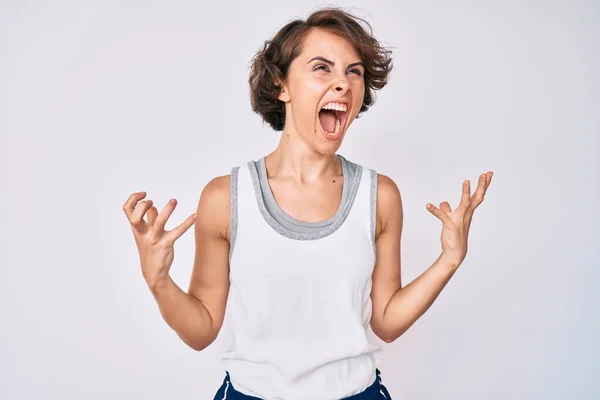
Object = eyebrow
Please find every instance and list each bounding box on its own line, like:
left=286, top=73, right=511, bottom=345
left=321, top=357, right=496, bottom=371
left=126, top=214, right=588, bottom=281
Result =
left=307, top=56, right=364, bottom=69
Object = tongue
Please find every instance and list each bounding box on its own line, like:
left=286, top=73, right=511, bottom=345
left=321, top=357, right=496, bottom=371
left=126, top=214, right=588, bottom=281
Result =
left=318, top=110, right=337, bottom=133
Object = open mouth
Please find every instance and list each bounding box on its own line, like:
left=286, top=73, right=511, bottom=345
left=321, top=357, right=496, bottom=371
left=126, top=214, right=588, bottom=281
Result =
left=318, top=102, right=349, bottom=139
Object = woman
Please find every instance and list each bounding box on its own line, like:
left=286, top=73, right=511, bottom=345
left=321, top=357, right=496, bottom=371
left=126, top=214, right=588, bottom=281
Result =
left=122, top=7, right=493, bottom=400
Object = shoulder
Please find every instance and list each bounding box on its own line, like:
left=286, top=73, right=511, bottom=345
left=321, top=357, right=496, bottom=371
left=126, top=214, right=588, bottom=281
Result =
left=338, top=155, right=402, bottom=230
left=337, top=155, right=401, bottom=210
left=376, top=173, right=401, bottom=204
left=375, top=173, right=403, bottom=238
left=196, top=173, right=232, bottom=240
left=201, top=174, right=231, bottom=203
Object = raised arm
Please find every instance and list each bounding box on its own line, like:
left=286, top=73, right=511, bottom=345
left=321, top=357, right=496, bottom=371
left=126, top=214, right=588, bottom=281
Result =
left=130, top=175, right=232, bottom=351
left=369, top=171, right=493, bottom=343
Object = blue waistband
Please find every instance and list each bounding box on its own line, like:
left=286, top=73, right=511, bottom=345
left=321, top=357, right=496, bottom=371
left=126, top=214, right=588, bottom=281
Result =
left=215, top=369, right=392, bottom=399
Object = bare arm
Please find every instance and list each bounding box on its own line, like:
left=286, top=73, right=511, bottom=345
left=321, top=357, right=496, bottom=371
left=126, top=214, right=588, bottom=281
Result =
left=370, top=174, right=458, bottom=343
left=151, top=175, right=231, bottom=351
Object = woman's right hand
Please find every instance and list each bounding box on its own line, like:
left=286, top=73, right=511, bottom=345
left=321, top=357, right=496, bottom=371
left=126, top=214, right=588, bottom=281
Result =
left=122, top=191, right=197, bottom=288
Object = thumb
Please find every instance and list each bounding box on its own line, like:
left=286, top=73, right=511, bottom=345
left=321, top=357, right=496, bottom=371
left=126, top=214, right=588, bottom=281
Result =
left=166, top=213, right=197, bottom=243
left=426, top=203, right=451, bottom=225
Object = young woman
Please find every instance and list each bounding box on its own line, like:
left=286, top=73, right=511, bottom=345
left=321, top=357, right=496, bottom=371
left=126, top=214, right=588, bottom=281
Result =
left=123, top=7, right=493, bottom=400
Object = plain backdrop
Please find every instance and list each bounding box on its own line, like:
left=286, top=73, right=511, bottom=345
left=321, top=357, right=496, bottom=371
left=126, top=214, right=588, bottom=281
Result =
left=1, top=0, right=598, bottom=399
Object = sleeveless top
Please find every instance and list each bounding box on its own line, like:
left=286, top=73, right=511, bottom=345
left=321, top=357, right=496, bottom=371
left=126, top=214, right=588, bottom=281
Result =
left=220, top=154, right=383, bottom=400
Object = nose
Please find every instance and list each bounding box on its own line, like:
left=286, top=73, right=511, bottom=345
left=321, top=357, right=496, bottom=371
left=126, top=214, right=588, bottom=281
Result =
left=333, top=73, right=350, bottom=93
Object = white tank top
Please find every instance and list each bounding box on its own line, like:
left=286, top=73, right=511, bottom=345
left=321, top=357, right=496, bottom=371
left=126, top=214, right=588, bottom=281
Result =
left=220, top=157, right=383, bottom=400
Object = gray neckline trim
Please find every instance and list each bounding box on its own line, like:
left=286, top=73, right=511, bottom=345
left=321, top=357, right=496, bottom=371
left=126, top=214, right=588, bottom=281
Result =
left=248, top=156, right=363, bottom=241
left=257, top=155, right=350, bottom=229
left=370, top=169, right=378, bottom=257
left=229, top=166, right=240, bottom=264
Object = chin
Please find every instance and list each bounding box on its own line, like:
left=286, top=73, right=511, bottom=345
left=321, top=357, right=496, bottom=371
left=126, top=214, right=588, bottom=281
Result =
left=316, top=142, right=342, bottom=156
left=313, top=130, right=348, bottom=156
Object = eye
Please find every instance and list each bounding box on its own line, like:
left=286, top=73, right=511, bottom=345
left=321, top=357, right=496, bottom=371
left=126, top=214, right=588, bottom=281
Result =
left=314, top=64, right=330, bottom=72
left=348, top=68, right=363, bottom=77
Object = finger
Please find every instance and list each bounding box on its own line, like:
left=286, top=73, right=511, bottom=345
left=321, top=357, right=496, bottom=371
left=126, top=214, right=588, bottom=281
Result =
left=426, top=203, right=451, bottom=225
left=152, top=198, right=178, bottom=235
left=130, top=200, right=154, bottom=226
left=146, top=206, right=158, bottom=225
left=464, top=172, right=493, bottom=221
left=485, top=171, right=493, bottom=189
left=439, top=201, right=452, bottom=213
left=457, top=180, right=472, bottom=212
left=122, top=191, right=147, bottom=219
left=469, top=173, right=488, bottom=209
left=165, top=213, right=198, bottom=244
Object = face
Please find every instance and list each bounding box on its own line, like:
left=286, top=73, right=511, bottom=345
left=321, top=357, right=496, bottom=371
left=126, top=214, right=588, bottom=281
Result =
left=278, top=28, right=365, bottom=155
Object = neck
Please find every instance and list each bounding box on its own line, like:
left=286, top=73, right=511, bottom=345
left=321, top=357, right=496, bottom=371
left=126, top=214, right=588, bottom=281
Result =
left=265, top=128, right=341, bottom=183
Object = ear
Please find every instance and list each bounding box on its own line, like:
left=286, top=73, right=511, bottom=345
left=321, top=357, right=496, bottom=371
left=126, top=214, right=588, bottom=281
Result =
left=276, top=79, right=290, bottom=103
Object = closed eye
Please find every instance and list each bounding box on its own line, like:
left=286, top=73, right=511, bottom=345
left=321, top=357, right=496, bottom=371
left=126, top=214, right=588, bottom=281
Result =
left=314, top=64, right=363, bottom=77
left=348, top=68, right=363, bottom=76
left=314, top=64, right=330, bottom=72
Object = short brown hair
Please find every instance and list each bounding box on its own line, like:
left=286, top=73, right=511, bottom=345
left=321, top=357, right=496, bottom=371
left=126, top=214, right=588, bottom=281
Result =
left=248, top=7, right=393, bottom=131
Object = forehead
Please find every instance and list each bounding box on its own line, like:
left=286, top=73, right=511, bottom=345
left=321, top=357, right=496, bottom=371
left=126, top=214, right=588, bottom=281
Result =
left=298, top=28, right=361, bottom=62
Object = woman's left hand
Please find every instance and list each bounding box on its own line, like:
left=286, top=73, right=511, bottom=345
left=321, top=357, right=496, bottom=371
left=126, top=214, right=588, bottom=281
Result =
left=426, top=171, right=493, bottom=268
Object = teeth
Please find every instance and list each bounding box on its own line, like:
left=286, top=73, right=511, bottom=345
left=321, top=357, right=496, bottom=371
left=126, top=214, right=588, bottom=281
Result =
left=321, top=102, right=348, bottom=112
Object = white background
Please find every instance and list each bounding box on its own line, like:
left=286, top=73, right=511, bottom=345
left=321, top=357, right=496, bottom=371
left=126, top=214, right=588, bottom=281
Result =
left=1, top=0, right=598, bottom=399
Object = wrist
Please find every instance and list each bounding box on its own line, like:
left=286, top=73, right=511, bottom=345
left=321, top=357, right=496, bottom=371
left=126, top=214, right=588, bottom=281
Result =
left=147, top=273, right=171, bottom=294
left=440, top=251, right=463, bottom=271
